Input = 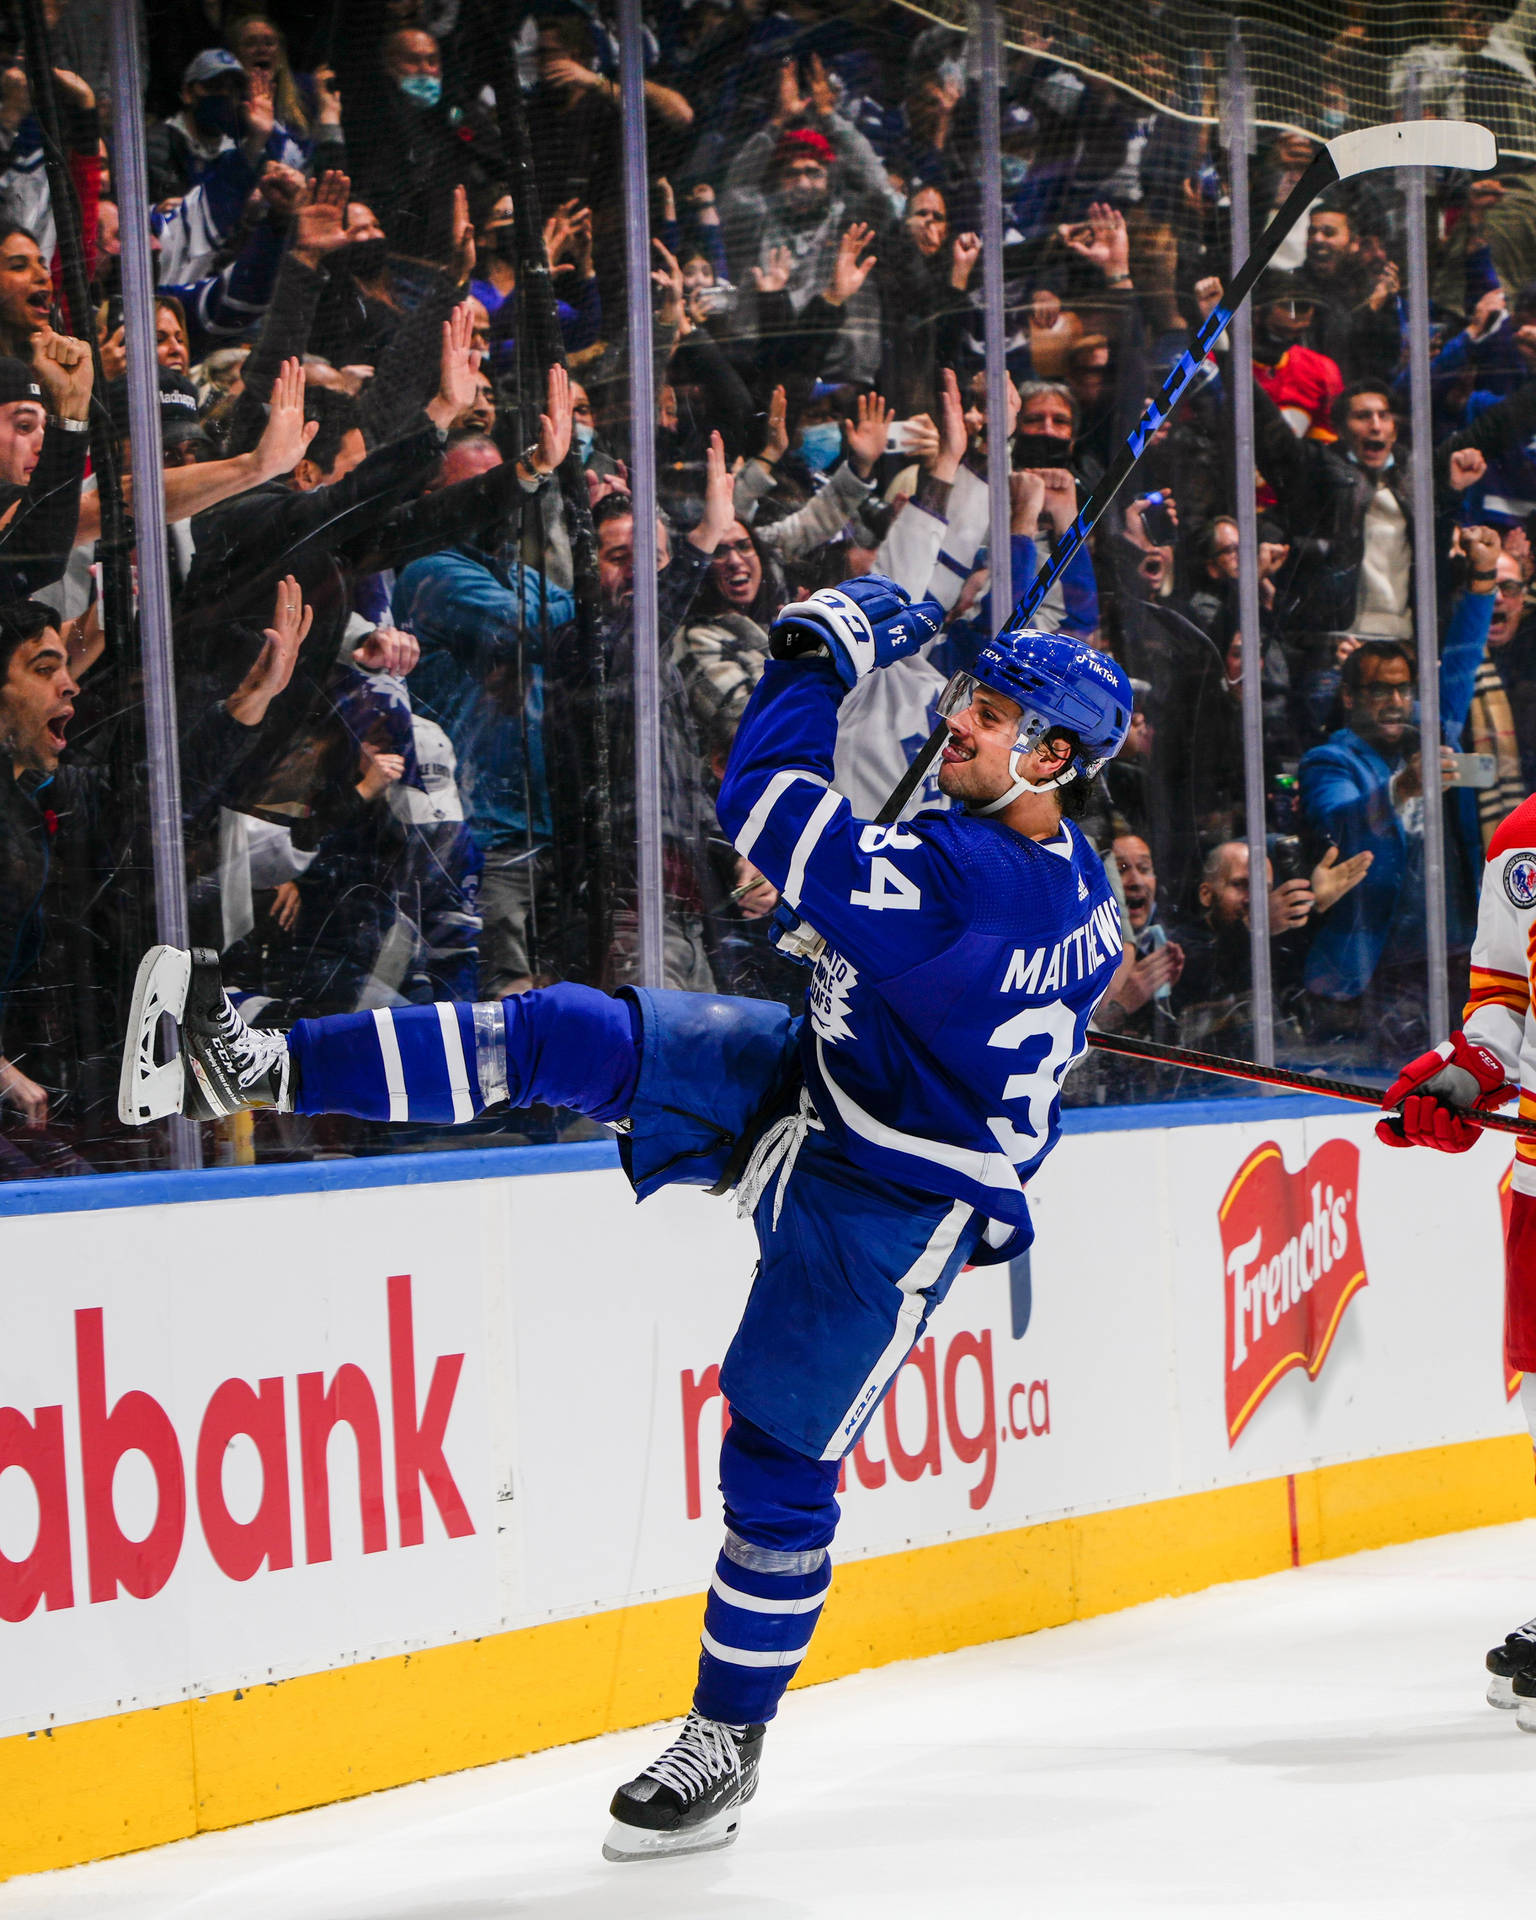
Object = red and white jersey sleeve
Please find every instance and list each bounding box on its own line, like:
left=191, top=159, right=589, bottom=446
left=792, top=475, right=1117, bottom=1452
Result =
left=1466, top=795, right=1536, bottom=1187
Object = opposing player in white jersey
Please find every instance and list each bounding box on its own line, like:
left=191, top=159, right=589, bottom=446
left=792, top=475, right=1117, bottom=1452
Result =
left=1377, top=793, right=1536, bottom=1723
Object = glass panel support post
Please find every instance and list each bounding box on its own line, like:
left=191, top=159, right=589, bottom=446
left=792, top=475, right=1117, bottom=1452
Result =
left=1226, top=27, right=1276, bottom=1070
left=109, top=0, right=201, bottom=1168
left=618, top=0, right=665, bottom=990
left=1403, top=67, right=1451, bottom=1043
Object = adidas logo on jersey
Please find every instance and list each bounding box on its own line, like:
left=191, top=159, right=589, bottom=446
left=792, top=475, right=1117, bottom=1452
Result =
left=1077, top=876, right=1088, bottom=901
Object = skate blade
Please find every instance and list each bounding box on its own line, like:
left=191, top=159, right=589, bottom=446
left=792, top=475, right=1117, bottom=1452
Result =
left=601, top=1807, right=743, bottom=1863
left=1488, top=1675, right=1520, bottom=1710
left=117, top=946, right=191, bottom=1127
left=1514, top=1696, right=1536, bottom=1733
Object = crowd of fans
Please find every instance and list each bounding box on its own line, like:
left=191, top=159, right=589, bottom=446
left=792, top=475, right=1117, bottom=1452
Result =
left=5, top=0, right=1536, bottom=1168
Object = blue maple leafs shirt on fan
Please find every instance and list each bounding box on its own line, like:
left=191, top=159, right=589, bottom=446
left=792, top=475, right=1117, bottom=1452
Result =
left=717, top=572, right=1129, bottom=1255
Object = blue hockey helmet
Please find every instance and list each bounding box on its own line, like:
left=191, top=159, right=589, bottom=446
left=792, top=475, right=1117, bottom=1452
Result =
left=937, top=627, right=1132, bottom=815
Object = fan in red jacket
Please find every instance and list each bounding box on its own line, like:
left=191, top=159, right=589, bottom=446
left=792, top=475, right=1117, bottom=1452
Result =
left=1252, top=272, right=1344, bottom=437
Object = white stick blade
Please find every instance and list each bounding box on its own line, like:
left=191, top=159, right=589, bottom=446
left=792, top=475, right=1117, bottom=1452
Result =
left=1327, top=120, right=1496, bottom=179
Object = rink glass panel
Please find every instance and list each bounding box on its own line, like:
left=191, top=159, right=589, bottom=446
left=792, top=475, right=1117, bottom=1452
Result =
left=0, top=19, right=169, bottom=1180
left=1, top=0, right=1520, bottom=1182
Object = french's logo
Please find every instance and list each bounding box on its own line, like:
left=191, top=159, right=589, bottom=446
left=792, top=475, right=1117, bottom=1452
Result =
left=1220, top=1140, right=1367, bottom=1443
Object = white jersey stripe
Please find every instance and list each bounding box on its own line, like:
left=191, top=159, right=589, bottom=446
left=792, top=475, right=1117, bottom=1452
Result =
left=820, top=1199, right=971, bottom=1460
left=783, top=789, right=843, bottom=908
left=699, top=1627, right=815, bottom=1669
left=814, top=1036, right=1024, bottom=1197
left=371, top=1008, right=407, bottom=1122
left=733, top=768, right=827, bottom=862
left=435, top=1002, right=474, bottom=1124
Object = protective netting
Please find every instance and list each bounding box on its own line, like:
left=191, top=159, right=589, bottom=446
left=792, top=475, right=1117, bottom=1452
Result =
left=1, top=0, right=1532, bottom=1176
left=910, top=1, right=1536, bottom=159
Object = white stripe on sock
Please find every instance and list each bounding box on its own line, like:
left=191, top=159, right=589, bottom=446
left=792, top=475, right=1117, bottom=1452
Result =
left=709, top=1572, right=829, bottom=1616
left=435, top=1002, right=474, bottom=1124
left=371, top=1008, right=407, bottom=1122
left=699, top=1627, right=814, bottom=1668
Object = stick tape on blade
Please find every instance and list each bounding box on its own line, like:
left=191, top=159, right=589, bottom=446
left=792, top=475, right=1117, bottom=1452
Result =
left=1327, top=120, right=1496, bottom=180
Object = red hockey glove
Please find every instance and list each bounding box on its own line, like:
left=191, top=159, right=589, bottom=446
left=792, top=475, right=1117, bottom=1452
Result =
left=1376, top=1031, right=1514, bottom=1153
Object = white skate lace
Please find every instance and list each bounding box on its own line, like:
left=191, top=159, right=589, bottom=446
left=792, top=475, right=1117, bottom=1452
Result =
left=735, top=1085, right=822, bottom=1230
left=642, top=1712, right=743, bottom=1804
left=211, top=997, right=288, bottom=1094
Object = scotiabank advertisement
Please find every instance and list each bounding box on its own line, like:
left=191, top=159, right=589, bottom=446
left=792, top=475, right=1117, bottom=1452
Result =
left=0, top=1108, right=1522, bottom=1738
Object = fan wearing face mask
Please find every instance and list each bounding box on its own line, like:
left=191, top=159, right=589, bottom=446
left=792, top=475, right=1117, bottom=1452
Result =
left=330, top=6, right=501, bottom=270
left=146, top=48, right=297, bottom=204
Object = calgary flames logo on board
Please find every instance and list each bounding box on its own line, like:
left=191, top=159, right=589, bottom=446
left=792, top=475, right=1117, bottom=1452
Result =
left=1219, top=1139, right=1368, bottom=1444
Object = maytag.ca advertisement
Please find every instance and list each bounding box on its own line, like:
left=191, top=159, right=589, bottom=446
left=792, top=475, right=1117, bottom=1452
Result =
left=0, top=1109, right=1522, bottom=1736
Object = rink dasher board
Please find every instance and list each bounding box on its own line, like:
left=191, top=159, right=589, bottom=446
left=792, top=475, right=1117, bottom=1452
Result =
left=0, top=1107, right=1532, bottom=1877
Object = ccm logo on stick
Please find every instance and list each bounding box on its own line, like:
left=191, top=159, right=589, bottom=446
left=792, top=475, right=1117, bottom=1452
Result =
left=0, top=1274, right=474, bottom=1624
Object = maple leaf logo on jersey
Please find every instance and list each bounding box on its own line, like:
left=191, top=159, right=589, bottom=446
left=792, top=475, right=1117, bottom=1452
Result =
left=809, top=948, right=858, bottom=1045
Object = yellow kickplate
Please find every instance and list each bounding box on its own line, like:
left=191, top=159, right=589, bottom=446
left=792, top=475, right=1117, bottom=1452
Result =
left=5, top=1434, right=1533, bottom=1881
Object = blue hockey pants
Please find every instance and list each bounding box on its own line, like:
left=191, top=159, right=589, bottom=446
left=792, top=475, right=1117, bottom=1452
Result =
left=288, top=986, right=981, bottom=1725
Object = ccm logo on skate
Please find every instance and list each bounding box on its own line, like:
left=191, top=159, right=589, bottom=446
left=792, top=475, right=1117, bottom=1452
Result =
left=0, top=1274, right=474, bottom=1624
left=1220, top=1140, right=1367, bottom=1444
left=683, top=1331, right=1049, bottom=1518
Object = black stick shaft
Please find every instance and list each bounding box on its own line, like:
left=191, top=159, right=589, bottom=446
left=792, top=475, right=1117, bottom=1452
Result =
left=1086, top=1029, right=1535, bottom=1138
left=874, top=149, right=1344, bottom=829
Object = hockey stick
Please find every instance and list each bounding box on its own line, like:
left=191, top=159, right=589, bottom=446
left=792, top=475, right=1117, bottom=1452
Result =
left=1086, top=1027, right=1535, bottom=1138
left=872, top=118, right=1497, bottom=830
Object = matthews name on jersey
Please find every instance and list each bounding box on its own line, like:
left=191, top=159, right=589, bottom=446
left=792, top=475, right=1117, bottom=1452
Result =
left=717, top=654, right=1122, bottom=1243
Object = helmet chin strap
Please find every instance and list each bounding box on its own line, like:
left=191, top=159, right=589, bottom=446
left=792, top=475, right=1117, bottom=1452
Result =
left=969, top=748, right=1078, bottom=817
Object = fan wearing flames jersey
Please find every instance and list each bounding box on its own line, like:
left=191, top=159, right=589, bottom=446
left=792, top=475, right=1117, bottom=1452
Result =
left=1378, top=793, right=1536, bottom=1724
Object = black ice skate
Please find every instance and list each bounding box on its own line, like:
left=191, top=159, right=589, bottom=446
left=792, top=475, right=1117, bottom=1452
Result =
left=118, top=946, right=290, bottom=1125
left=602, top=1710, right=765, bottom=1862
left=1486, top=1618, right=1536, bottom=1712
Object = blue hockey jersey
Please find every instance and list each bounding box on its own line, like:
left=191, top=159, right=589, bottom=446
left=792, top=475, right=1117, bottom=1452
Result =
left=716, top=658, right=1122, bottom=1239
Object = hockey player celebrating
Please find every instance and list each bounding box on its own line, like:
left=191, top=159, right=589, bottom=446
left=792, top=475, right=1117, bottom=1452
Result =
left=120, top=572, right=1130, bottom=1858
left=1376, top=795, right=1536, bottom=1727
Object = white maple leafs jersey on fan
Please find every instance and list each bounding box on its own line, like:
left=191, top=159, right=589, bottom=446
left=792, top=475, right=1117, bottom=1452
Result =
left=717, top=657, right=1122, bottom=1247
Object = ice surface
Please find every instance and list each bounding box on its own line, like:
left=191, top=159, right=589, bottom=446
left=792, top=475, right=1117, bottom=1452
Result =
left=9, top=1520, right=1536, bottom=1919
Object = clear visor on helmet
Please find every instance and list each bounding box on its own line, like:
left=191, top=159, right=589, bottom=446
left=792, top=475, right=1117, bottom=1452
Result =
left=936, top=670, right=1056, bottom=760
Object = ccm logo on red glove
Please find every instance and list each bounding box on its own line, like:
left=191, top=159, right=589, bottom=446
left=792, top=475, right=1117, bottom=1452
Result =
left=1376, top=1031, right=1514, bottom=1154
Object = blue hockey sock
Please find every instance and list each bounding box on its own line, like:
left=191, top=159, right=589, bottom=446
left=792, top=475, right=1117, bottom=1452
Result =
left=288, top=985, right=641, bottom=1124
left=693, top=1414, right=840, bottom=1726
left=694, top=1534, right=832, bottom=1725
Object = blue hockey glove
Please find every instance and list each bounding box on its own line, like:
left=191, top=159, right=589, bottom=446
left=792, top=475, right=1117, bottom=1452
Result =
left=768, top=573, right=944, bottom=691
